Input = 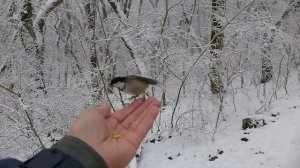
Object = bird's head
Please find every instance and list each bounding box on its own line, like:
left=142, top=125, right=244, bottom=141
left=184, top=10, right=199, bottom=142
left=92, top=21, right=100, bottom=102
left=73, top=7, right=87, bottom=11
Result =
left=109, top=76, right=126, bottom=89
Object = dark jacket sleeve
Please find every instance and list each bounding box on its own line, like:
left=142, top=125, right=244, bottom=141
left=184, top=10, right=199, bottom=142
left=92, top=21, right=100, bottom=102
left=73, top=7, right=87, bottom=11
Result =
left=52, top=136, right=109, bottom=168
left=0, top=136, right=108, bottom=168
left=0, top=148, right=83, bottom=168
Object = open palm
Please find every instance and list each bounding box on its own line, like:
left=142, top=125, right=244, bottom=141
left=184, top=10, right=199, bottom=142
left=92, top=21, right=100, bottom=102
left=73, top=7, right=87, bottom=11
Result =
left=69, top=97, right=161, bottom=168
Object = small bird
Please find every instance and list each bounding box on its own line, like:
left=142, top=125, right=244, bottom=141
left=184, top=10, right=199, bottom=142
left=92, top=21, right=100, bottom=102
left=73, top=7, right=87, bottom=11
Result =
left=109, top=75, right=158, bottom=98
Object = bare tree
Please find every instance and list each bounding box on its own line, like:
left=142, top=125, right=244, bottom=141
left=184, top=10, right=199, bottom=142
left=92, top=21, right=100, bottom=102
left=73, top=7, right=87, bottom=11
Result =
left=19, top=0, right=45, bottom=92
left=260, top=0, right=300, bottom=83
left=107, top=0, right=146, bottom=75
left=53, top=2, right=83, bottom=85
left=18, top=0, right=63, bottom=93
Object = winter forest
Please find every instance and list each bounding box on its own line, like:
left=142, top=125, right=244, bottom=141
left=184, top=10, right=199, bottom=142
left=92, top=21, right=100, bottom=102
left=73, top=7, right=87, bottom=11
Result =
left=1, top=0, right=300, bottom=167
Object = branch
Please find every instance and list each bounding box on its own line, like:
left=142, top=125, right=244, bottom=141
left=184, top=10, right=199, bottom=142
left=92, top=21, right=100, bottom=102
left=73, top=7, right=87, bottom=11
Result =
left=0, top=84, right=20, bottom=97
left=19, top=98, right=45, bottom=149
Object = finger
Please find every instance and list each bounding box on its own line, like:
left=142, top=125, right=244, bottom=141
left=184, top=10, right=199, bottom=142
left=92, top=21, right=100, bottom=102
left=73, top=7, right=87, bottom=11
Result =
left=121, top=97, right=156, bottom=128
left=135, top=105, right=160, bottom=139
left=121, top=97, right=159, bottom=128
left=111, top=98, right=144, bottom=122
left=130, top=99, right=160, bottom=129
left=94, top=102, right=111, bottom=118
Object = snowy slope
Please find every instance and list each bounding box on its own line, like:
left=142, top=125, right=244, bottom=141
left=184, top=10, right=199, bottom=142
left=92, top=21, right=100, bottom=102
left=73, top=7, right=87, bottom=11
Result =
left=139, top=74, right=300, bottom=168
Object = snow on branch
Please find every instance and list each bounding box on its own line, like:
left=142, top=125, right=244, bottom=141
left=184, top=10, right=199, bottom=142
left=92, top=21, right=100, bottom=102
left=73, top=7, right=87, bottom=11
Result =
left=33, top=0, right=63, bottom=49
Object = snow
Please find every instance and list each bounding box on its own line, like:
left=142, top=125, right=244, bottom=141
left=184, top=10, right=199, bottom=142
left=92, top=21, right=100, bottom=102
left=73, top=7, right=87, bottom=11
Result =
left=138, top=72, right=300, bottom=168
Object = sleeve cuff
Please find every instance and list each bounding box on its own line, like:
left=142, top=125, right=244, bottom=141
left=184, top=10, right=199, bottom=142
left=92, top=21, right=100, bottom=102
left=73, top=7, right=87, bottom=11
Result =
left=52, top=136, right=108, bottom=168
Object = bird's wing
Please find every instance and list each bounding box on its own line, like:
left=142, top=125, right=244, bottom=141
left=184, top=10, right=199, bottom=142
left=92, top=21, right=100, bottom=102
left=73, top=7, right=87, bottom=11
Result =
left=127, top=75, right=158, bottom=85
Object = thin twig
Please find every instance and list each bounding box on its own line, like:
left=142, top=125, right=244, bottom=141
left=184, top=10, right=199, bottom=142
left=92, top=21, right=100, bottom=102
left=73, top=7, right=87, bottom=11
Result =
left=0, top=0, right=13, bottom=17
left=118, top=89, right=125, bottom=107
left=100, top=75, right=116, bottom=112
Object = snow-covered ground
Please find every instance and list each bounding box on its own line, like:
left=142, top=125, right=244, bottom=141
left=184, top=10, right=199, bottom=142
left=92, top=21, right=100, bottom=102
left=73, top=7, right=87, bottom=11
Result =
left=138, top=74, right=300, bottom=168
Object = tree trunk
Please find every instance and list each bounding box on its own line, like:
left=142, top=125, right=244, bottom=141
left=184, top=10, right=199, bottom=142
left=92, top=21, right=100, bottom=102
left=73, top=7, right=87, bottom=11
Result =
left=210, top=0, right=225, bottom=94
left=99, top=0, right=115, bottom=81
left=259, top=2, right=274, bottom=83
left=260, top=32, right=273, bottom=83
left=85, top=0, right=101, bottom=102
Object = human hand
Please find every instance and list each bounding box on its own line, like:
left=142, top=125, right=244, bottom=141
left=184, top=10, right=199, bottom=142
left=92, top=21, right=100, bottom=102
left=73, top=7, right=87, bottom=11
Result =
left=68, top=97, right=161, bottom=168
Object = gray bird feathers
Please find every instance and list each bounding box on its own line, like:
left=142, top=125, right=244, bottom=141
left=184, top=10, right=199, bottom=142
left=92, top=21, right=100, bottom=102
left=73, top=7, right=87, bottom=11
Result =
left=126, top=75, right=158, bottom=85
left=109, top=75, right=158, bottom=97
